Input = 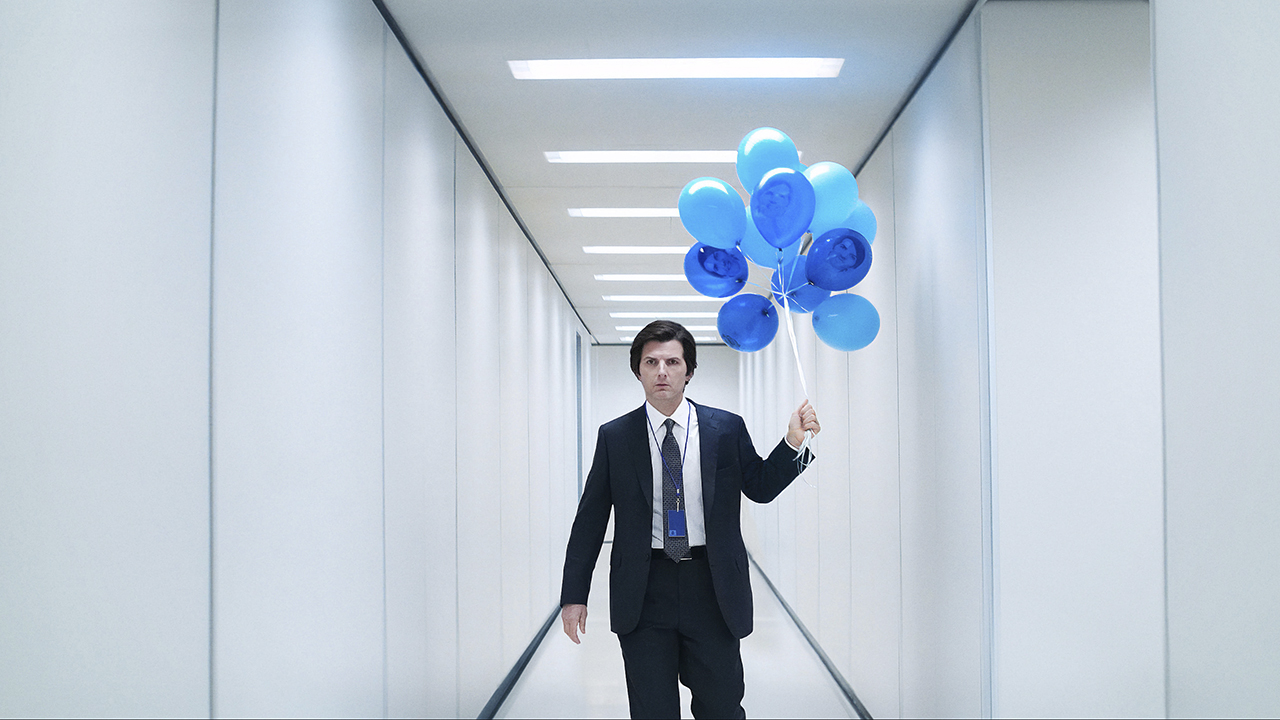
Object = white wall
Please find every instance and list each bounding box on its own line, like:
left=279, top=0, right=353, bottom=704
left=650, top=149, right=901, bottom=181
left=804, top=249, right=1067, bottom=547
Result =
left=1153, top=1, right=1280, bottom=716
left=892, top=17, right=992, bottom=717
left=0, top=1, right=586, bottom=717
left=211, top=3, right=388, bottom=714
left=381, top=33, right=459, bottom=718
left=0, top=2, right=216, bottom=716
left=842, top=129, right=903, bottom=720
left=982, top=3, right=1165, bottom=716
left=741, top=3, right=1172, bottom=718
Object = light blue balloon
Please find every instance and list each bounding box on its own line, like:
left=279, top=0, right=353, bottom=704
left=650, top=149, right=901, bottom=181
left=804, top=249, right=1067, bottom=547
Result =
left=684, top=243, right=748, bottom=298
left=751, top=168, right=815, bottom=249
left=812, top=294, right=880, bottom=351
left=739, top=205, right=800, bottom=268
left=844, top=200, right=877, bottom=245
left=717, top=294, right=779, bottom=352
left=805, top=161, right=859, bottom=237
left=769, top=257, right=830, bottom=313
left=736, top=127, right=801, bottom=194
left=678, top=177, right=746, bottom=249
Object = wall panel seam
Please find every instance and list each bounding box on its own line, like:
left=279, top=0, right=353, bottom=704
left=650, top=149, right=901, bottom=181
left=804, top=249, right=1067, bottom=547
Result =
left=207, top=2, right=220, bottom=717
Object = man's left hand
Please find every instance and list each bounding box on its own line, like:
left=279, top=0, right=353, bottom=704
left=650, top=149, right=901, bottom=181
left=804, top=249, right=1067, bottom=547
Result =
left=787, top=400, right=820, bottom=448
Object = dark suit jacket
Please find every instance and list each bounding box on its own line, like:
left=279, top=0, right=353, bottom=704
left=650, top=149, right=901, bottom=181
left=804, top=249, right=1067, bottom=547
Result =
left=559, top=400, right=811, bottom=639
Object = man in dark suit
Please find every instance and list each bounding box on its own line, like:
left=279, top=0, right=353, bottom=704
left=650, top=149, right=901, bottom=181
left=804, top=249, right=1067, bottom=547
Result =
left=559, top=320, right=819, bottom=719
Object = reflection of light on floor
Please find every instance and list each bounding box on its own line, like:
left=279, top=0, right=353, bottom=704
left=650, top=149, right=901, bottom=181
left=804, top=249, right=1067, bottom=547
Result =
left=497, top=547, right=857, bottom=719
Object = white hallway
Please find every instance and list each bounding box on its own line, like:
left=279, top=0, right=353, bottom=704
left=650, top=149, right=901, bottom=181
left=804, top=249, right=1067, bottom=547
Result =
left=2, top=1, right=1279, bottom=718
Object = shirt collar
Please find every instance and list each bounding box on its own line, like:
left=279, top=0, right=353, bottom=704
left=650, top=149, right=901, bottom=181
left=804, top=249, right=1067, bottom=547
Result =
left=646, top=397, right=693, bottom=430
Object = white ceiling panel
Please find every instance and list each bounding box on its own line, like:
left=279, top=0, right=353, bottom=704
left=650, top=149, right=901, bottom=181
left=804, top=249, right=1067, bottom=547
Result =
left=383, top=0, right=972, bottom=343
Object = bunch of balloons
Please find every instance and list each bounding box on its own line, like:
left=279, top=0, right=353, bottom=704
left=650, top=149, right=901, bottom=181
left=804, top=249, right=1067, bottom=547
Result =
left=678, top=127, right=881, bottom=353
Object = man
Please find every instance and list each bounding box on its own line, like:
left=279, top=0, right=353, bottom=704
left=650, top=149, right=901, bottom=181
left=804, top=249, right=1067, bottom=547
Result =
left=559, top=320, right=820, bottom=719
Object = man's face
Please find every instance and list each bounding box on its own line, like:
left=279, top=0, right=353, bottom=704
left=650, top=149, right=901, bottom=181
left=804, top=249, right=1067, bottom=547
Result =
left=702, top=249, right=733, bottom=277
left=829, top=236, right=860, bottom=271
left=636, top=339, right=691, bottom=407
left=757, top=184, right=791, bottom=217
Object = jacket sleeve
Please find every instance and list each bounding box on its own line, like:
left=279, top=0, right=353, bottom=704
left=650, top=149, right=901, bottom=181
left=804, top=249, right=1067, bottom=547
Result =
left=737, top=415, right=815, bottom=504
left=559, top=426, right=614, bottom=607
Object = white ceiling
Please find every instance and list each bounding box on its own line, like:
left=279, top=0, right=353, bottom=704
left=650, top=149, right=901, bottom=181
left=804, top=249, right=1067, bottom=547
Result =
left=383, top=0, right=973, bottom=344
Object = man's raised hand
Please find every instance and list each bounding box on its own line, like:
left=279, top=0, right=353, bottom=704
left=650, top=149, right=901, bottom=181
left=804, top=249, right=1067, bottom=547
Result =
left=787, top=400, right=821, bottom=448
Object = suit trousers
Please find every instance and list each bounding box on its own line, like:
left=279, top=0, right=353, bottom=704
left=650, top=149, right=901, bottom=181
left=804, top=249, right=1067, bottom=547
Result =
left=616, top=553, right=746, bottom=719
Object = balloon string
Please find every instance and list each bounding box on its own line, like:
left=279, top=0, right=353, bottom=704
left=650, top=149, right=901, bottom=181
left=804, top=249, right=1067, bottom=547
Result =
left=776, top=251, right=815, bottom=465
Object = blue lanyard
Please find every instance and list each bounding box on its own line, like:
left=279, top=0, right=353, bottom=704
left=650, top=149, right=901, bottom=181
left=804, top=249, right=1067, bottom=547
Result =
left=646, top=402, right=692, bottom=500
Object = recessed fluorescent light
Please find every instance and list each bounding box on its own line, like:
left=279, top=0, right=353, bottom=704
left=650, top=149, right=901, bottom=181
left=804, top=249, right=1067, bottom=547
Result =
left=569, top=208, right=680, bottom=218
left=616, top=325, right=718, bottom=332
left=595, top=274, right=686, bottom=282
left=604, top=295, right=722, bottom=302
left=583, top=246, right=688, bottom=255
left=509, top=58, right=844, bottom=80
left=622, top=335, right=718, bottom=343
left=611, top=311, right=719, bottom=319
left=546, top=150, right=737, bottom=164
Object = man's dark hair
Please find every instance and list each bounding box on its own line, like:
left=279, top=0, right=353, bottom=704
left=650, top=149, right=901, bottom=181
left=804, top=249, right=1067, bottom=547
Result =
left=629, top=320, right=698, bottom=378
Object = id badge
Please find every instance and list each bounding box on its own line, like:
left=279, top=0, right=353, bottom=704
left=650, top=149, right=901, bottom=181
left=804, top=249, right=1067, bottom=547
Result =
left=667, top=509, right=687, bottom=538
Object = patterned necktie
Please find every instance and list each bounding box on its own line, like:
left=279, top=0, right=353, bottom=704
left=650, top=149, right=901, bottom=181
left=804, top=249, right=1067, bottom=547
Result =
left=662, top=418, right=689, bottom=561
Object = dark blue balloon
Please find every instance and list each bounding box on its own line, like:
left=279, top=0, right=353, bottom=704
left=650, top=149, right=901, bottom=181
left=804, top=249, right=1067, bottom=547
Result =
left=812, top=294, right=880, bottom=351
left=769, top=257, right=830, bottom=313
left=717, top=294, right=779, bottom=352
left=750, top=167, right=815, bottom=249
left=805, top=228, right=872, bottom=291
left=684, top=243, right=748, bottom=298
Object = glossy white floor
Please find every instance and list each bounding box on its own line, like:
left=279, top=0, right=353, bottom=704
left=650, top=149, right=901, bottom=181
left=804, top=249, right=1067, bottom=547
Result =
left=496, top=544, right=858, bottom=719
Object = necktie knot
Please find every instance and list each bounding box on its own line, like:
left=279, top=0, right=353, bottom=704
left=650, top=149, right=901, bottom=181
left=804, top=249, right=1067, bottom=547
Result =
left=663, top=418, right=675, bottom=435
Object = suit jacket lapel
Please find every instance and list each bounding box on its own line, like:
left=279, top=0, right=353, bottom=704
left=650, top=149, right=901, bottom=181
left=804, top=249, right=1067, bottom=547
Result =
left=628, top=405, right=654, bottom=507
left=695, top=401, right=719, bottom=515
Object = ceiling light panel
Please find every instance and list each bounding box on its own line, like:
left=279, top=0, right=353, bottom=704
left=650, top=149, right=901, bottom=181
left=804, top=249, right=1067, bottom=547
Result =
left=546, top=150, right=737, bottom=163
left=569, top=208, right=680, bottom=218
left=610, top=312, right=719, bottom=319
left=595, top=274, right=686, bottom=282
left=509, top=58, right=844, bottom=80
left=603, top=295, right=722, bottom=302
left=583, top=246, right=688, bottom=255
left=616, top=325, right=717, bottom=332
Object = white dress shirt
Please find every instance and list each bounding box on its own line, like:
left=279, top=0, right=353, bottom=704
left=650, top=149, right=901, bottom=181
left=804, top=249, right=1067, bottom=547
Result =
left=645, top=398, right=706, bottom=548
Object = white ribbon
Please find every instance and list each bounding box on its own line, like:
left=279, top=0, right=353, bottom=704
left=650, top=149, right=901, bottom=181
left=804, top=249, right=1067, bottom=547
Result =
left=776, top=251, right=814, bottom=461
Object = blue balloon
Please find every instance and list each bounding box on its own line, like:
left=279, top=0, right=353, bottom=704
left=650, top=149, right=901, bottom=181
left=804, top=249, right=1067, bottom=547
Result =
left=739, top=205, right=800, bottom=268
left=717, top=294, right=779, bottom=352
left=812, top=294, right=880, bottom=351
left=844, top=200, right=877, bottom=245
left=751, top=168, right=815, bottom=249
left=678, top=177, right=746, bottom=249
left=805, top=228, right=872, bottom=291
left=769, top=257, right=830, bottom=313
left=736, top=127, right=801, bottom=193
left=684, top=243, right=748, bottom=298
left=804, top=162, right=859, bottom=237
